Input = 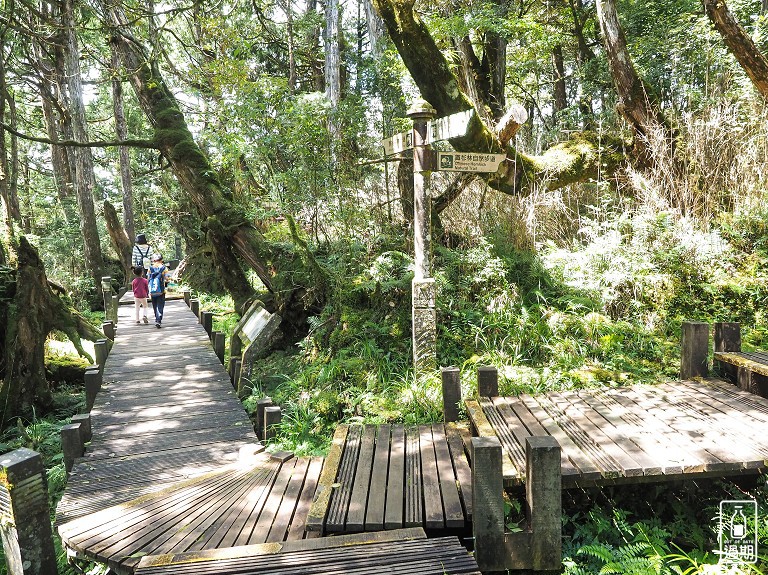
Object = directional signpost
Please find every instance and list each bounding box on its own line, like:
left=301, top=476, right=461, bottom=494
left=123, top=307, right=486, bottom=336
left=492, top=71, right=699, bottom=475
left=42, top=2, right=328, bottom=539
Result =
left=384, top=103, right=507, bottom=373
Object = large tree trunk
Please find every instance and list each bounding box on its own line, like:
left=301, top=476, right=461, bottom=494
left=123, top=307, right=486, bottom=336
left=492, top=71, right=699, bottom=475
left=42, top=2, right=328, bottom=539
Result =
left=104, top=2, right=325, bottom=322
left=595, top=0, right=672, bottom=151
left=103, top=199, right=133, bottom=282
left=371, top=0, right=627, bottom=195
left=62, top=0, right=104, bottom=294
left=111, top=46, right=136, bottom=244
left=702, top=0, right=768, bottom=101
left=552, top=44, right=568, bottom=118
left=1, top=237, right=102, bottom=426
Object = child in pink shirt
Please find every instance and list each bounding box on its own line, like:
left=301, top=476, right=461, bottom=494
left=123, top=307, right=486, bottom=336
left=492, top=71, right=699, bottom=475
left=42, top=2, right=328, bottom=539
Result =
left=131, top=266, right=150, bottom=324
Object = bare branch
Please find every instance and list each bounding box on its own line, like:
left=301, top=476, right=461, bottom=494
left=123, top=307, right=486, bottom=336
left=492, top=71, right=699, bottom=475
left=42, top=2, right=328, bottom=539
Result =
left=0, top=122, right=159, bottom=149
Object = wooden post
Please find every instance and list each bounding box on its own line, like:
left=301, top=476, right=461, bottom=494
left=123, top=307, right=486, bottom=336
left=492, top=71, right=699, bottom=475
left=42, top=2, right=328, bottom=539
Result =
left=71, top=414, right=92, bottom=442
left=213, top=332, right=226, bottom=365
left=264, top=406, right=282, bottom=440
left=408, top=100, right=437, bottom=374
left=101, top=275, right=112, bottom=315
left=111, top=295, right=120, bottom=324
left=714, top=322, right=741, bottom=352
left=441, top=367, right=461, bottom=422
left=61, top=422, right=84, bottom=473
left=190, top=298, right=200, bottom=319
left=471, top=436, right=506, bottom=571
left=680, top=321, right=709, bottom=379
left=477, top=365, right=499, bottom=397
left=183, top=289, right=191, bottom=307
left=0, top=448, right=58, bottom=575
left=229, top=334, right=242, bottom=382
left=94, top=339, right=108, bottom=373
left=738, top=366, right=754, bottom=393
left=255, top=397, right=273, bottom=440
left=102, top=320, right=115, bottom=341
left=84, top=367, right=102, bottom=411
left=201, top=311, right=213, bottom=338
left=233, top=358, right=242, bottom=392
left=526, top=436, right=562, bottom=571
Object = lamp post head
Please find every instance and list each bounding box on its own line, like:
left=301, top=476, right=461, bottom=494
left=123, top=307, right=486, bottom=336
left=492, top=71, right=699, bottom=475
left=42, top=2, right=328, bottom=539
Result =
left=407, top=99, right=437, bottom=120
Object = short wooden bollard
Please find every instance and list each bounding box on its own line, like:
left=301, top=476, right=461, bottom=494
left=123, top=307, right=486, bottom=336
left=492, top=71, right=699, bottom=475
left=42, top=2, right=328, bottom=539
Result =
left=111, top=295, right=120, bottom=324
left=255, top=397, right=273, bottom=439
left=714, top=322, right=741, bottom=352
left=84, top=367, right=102, bottom=411
left=190, top=298, right=200, bottom=320
left=61, top=422, right=84, bottom=472
left=233, top=358, right=242, bottom=391
left=94, top=339, right=108, bottom=373
left=681, top=321, right=709, bottom=380
left=229, top=335, right=242, bottom=382
left=101, top=275, right=112, bottom=315
left=478, top=365, right=499, bottom=396
left=201, top=311, right=213, bottom=338
left=71, top=413, right=92, bottom=442
left=264, top=405, right=282, bottom=440
left=102, top=320, right=115, bottom=341
left=0, top=448, right=58, bottom=575
left=441, top=366, right=461, bottom=422
left=471, top=436, right=506, bottom=571
left=213, top=331, right=226, bottom=365
left=526, top=436, right=562, bottom=571
left=183, top=289, right=191, bottom=307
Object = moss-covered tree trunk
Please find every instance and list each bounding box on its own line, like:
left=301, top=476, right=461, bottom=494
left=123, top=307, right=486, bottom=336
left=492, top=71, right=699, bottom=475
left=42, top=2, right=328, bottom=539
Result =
left=105, top=4, right=325, bottom=318
left=103, top=199, right=133, bottom=283
left=0, top=237, right=102, bottom=426
left=371, top=0, right=627, bottom=195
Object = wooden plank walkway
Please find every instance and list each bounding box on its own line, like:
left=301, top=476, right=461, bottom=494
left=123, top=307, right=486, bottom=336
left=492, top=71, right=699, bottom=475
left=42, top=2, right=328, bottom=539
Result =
left=468, top=379, right=768, bottom=487
left=133, top=528, right=481, bottom=575
left=306, top=423, right=473, bottom=535
left=56, top=300, right=325, bottom=574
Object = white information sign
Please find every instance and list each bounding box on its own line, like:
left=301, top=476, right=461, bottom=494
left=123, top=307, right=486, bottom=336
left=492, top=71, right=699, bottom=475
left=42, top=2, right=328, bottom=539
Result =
left=428, top=109, right=473, bottom=143
left=241, top=307, right=272, bottom=342
left=436, top=152, right=506, bottom=173
left=382, top=131, right=413, bottom=156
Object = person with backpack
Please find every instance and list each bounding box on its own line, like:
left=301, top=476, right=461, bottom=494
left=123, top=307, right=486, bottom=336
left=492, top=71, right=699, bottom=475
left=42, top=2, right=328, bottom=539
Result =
left=132, top=233, right=153, bottom=277
left=148, top=254, right=171, bottom=328
left=131, top=266, right=150, bottom=324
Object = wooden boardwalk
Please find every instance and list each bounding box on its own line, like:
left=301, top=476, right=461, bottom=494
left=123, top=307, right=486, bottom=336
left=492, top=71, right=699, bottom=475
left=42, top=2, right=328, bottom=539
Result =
left=468, top=379, right=768, bottom=487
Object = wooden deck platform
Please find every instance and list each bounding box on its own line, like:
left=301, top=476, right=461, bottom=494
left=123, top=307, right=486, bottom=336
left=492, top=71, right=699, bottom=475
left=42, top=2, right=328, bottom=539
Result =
left=468, top=379, right=768, bottom=487
left=306, top=423, right=473, bottom=535
left=133, top=528, right=481, bottom=575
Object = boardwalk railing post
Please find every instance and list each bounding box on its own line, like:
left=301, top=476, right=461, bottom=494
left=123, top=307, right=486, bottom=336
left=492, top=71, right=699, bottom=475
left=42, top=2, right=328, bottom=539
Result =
left=471, top=436, right=506, bottom=572
left=102, top=320, right=115, bottom=341
left=714, top=322, right=741, bottom=353
left=264, top=405, right=282, bottom=440
left=94, top=339, right=109, bottom=373
left=202, top=311, right=213, bottom=339
left=190, top=298, right=200, bottom=320
left=526, top=436, right=562, bottom=571
left=681, top=321, right=709, bottom=380
left=477, top=365, right=499, bottom=397
left=101, top=275, right=112, bottom=315
left=182, top=289, right=191, bottom=307
left=71, top=413, right=92, bottom=442
left=0, top=448, right=58, bottom=575
left=441, top=367, right=461, bottom=422
left=61, top=422, right=84, bottom=473
left=84, top=366, right=102, bottom=411
left=111, top=295, right=120, bottom=324
left=213, top=332, right=225, bottom=365
left=233, top=358, right=242, bottom=392
left=255, top=397, right=273, bottom=440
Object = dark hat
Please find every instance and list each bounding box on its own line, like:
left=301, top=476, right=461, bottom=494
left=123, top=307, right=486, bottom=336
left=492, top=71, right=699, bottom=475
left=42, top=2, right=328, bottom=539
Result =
left=135, top=233, right=147, bottom=244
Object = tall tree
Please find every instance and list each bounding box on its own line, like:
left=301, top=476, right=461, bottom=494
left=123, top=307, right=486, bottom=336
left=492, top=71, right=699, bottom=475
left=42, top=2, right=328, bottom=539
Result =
left=111, top=45, right=136, bottom=244
left=62, top=0, right=104, bottom=290
left=702, top=0, right=768, bottom=101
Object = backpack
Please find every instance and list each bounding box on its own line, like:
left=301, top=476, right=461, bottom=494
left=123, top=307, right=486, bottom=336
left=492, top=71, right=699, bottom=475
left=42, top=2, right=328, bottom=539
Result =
left=148, top=266, right=166, bottom=295
left=136, top=245, right=151, bottom=269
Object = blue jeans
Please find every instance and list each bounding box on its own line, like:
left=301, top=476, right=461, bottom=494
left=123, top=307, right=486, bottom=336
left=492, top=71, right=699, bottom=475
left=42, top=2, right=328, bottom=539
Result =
left=151, top=293, right=166, bottom=324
